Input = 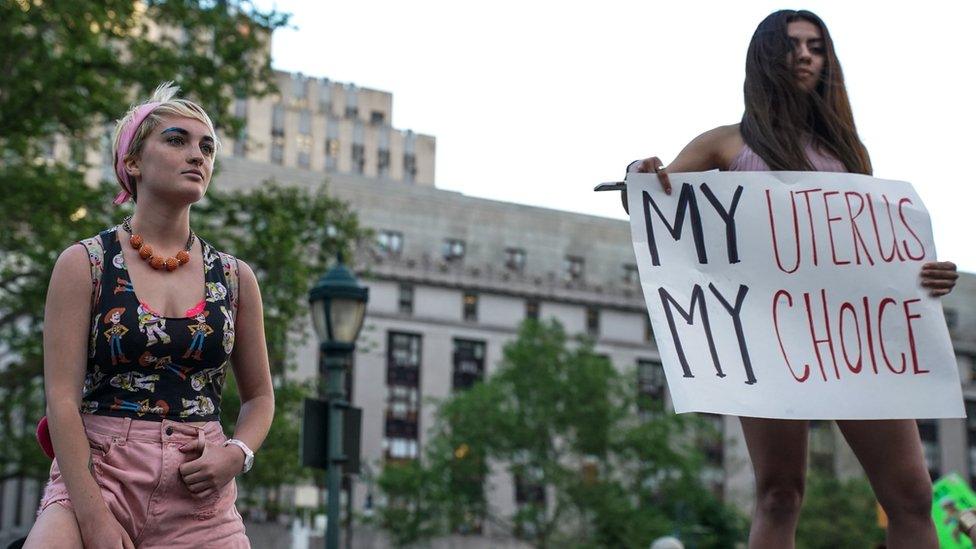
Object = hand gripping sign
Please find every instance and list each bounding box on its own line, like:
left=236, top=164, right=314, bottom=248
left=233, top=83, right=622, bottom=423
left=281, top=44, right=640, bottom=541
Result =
left=626, top=171, right=963, bottom=419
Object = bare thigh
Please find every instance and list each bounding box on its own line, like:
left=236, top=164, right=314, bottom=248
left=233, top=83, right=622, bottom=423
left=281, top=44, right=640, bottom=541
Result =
left=836, top=419, right=931, bottom=502
left=23, top=503, right=83, bottom=549
left=739, top=417, right=809, bottom=484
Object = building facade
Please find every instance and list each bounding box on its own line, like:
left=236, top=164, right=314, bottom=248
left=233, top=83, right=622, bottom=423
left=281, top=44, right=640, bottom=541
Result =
left=225, top=71, right=436, bottom=185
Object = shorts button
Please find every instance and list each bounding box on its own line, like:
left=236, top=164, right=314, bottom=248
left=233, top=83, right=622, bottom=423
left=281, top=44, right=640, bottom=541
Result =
left=165, top=426, right=173, bottom=436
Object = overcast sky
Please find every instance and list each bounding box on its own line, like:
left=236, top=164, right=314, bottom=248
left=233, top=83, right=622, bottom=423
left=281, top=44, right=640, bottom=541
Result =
left=254, top=0, right=975, bottom=272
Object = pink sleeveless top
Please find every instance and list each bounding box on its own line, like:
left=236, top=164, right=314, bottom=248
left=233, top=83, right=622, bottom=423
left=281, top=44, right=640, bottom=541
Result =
left=728, top=140, right=846, bottom=172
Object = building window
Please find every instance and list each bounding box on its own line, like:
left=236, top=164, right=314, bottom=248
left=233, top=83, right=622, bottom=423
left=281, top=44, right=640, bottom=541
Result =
left=385, top=332, right=421, bottom=461
left=344, top=85, right=359, bottom=119
left=352, top=144, right=365, bottom=174
left=371, top=110, right=386, bottom=125
left=514, top=469, right=545, bottom=506
left=325, top=136, right=339, bottom=172
left=298, top=109, right=312, bottom=135
left=636, top=359, right=666, bottom=416
left=505, top=247, right=526, bottom=272
left=586, top=306, right=600, bottom=337
left=388, top=332, right=421, bottom=385
left=271, top=136, right=284, bottom=165
left=384, top=435, right=418, bottom=461
left=453, top=339, right=486, bottom=390
left=271, top=103, right=285, bottom=136
left=808, top=420, right=834, bottom=474
left=292, top=74, right=308, bottom=100
left=404, top=153, right=417, bottom=183
left=318, top=79, right=332, bottom=114
left=623, top=264, right=639, bottom=285
left=398, top=283, right=414, bottom=315
left=325, top=138, right=339, bottom=157
left=377, top=230, right=404, bottom=256
left=564, top=256, right=584, bottom=282
left=514, top=464, right=546, bottom=539
left=918, top=419, right=941, bottom=480
left=378, top=149, right=391, bottom=177
left=443, top=238, right=465, bottom=262
left=644, top=315, right=654, bottom=343
left=526, top=299, right=540, bottom=321
left=463, top=292, right=478, bottom=322
left=296, top=134, right=312, bottom=168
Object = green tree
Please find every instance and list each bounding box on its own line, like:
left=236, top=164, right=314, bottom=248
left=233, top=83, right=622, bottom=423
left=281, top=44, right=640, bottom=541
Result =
left=375, top=320, right=746, bottom=548
left=0, top=0, right=289, bottom=483
left=796, top=471, right=886, bottom=549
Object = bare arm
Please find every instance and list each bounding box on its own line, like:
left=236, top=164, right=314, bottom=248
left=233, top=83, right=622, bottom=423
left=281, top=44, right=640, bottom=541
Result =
left=622, top=124, right=741, bottom=210
left=228, top=259, right=274, bottom=453
left=43, top=245, right=114, bottom=522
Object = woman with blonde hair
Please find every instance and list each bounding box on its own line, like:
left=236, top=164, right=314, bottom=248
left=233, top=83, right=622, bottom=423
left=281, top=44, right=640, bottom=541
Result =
left=25, top=82, right=273, bottom=548
left=628, top=10, right=957, bottom=548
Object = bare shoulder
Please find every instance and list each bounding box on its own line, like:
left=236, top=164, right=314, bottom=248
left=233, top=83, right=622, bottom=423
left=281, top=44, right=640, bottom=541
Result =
left=671, top=124, right=743, bottom=172
left=692, top=124, right=745, bottom=169
left=235, top=258, right=263, bottom=305
left=51, top=243, right=93, bottom=288
left=236, top=258, right=258, bottom=287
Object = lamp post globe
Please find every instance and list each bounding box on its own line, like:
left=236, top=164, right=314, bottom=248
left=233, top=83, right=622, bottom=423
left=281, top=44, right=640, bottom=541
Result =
left=308, top=260, right=369, bottom=350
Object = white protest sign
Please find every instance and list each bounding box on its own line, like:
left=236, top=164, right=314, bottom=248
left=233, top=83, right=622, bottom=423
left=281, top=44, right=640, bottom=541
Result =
left=627, top=171, right=964, bottom=419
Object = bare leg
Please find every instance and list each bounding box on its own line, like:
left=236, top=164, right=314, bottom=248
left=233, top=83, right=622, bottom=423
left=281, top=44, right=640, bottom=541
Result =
left=836, top=419, right=937, bottom=549
left=23, top=502, right=83, bottom=549
left=740, top=417, right=809, bottom=549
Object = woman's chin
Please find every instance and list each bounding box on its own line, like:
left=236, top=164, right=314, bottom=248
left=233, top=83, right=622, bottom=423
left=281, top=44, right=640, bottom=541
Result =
left=143, top=186, right=208, bottom=207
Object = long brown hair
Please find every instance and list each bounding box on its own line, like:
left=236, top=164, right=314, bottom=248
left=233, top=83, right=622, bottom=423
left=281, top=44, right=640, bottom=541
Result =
left=740, top=10, right=872, bottom=174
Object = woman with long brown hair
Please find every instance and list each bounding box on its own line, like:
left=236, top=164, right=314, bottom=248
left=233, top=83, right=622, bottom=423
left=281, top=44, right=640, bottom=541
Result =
left=628, top=9, right=957, bottom=548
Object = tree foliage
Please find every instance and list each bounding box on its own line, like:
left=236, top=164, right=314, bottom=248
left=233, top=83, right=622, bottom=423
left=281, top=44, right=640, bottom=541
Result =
left=0, top=0, right=288, bottom=156
left=796, top=471, right=886, bottom=549
left=374, top=320, right=745, bottom=548
left=0, top=0, right=284, bottom=481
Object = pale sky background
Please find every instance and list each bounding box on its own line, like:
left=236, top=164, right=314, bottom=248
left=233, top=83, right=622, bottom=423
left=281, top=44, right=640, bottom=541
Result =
left=254, top=0, right=974, bottom=272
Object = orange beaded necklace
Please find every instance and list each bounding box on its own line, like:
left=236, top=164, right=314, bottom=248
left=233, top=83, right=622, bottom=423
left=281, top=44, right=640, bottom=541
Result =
left=121, top=216, right=196, bottom=272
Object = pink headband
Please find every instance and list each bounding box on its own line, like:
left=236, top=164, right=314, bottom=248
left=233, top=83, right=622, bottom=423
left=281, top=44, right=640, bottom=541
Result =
left=113, top=102, right=161, bottom=205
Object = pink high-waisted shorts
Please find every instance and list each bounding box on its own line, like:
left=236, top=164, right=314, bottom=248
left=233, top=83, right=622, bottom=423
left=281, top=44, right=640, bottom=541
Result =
left=38, top=414, right=249, bottom=548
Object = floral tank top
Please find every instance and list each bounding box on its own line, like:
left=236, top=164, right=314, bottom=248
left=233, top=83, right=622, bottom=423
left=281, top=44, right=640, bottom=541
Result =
left=79, top=227, right=239, bottom=422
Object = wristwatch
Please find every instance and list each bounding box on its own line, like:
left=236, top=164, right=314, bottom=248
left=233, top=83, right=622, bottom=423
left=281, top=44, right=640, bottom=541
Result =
left=224, top=438, right=255, bottom=473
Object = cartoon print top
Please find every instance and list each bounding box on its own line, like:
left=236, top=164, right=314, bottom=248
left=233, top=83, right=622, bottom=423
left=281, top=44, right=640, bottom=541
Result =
left=79, top=227, right=238, bottom=422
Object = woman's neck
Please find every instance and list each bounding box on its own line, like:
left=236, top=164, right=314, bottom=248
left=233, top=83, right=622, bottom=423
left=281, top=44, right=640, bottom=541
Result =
left=128, top=203, right=193, bottom=251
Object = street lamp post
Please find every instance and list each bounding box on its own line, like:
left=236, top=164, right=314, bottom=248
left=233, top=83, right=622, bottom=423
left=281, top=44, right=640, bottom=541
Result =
left=308, top=259, right=369, bottom=549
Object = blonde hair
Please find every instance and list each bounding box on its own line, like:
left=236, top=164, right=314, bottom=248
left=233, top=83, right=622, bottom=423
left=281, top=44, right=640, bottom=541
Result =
left=111, top=82, right=221, bottom=200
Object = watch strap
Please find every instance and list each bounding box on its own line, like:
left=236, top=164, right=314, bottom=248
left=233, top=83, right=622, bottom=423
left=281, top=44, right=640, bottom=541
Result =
left=224, top=438, right=254, bottom=473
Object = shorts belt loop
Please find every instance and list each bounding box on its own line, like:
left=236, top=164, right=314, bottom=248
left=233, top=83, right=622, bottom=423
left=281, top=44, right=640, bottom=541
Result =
left=197, top=428, right=205, bottom=450
left=120, top=417, right=132, bottom=442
